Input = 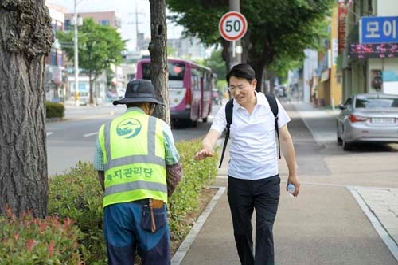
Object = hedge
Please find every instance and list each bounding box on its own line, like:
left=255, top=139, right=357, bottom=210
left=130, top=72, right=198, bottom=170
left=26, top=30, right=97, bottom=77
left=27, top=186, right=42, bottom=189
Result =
left=46, top=102, right=64, bottom=119
left=0, top=138, right=219, bottom=264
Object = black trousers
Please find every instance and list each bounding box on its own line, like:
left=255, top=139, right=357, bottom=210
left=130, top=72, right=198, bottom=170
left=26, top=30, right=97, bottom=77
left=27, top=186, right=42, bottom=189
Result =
left=227, top=175, right=280, bottom=265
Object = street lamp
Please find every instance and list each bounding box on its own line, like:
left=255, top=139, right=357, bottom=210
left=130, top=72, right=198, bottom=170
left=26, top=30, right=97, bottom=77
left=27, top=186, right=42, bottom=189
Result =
left=73, top=0, right=83, bottom=106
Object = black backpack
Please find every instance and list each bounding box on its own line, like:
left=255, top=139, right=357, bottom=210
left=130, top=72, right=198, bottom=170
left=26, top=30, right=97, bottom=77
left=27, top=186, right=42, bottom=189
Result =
left=218, top=93, right=280, bottom=168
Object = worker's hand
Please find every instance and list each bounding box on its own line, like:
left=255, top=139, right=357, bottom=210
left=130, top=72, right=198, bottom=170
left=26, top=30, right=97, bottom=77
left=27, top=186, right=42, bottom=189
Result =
left=194, top=146, right=213, bottom=160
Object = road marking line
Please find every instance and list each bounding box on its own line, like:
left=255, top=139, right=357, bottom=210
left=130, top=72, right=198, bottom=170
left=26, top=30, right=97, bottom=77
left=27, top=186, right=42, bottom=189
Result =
left=83, top=132, right=98, bottom=137
left=348, top=186, right=398, bottom=262
left=46, top=132, right=53, bottom=136
left=171, top=186, right=226, bottom=265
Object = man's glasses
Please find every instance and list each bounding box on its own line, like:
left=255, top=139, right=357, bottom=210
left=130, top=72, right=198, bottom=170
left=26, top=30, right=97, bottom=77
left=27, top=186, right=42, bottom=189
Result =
left=228, top=85, right=249, bottom=92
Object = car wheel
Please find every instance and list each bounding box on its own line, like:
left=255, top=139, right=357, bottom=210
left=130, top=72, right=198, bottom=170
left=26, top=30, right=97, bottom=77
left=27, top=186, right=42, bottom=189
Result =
left=337, top=123, right=342, bottom=146
left=342, top=135, right=352, bottom=151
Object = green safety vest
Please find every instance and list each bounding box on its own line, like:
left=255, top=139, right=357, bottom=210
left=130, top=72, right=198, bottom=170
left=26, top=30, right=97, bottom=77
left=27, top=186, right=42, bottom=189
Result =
left=99, top=111, right=167, bottom=207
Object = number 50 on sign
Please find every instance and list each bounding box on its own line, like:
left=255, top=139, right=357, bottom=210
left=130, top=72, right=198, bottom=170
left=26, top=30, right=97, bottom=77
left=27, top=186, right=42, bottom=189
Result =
left=219, top=11, right=248, bottom=42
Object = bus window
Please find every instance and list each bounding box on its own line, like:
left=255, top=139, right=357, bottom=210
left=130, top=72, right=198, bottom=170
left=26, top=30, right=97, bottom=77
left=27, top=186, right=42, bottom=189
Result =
left=191, top=69, right=200, bottom=90
left=141, top=62, right=185, bottom=81
left=141, top=63, right=151, bottom=80
left=168, top=62, right=185, bottom=80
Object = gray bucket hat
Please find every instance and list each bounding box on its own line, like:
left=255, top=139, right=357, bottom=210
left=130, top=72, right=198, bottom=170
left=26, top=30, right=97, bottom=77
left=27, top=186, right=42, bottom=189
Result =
left=113, top=79, right=164, bottom=106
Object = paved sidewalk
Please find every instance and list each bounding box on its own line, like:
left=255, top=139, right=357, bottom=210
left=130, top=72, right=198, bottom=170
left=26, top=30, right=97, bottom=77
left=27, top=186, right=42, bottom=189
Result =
left=172, top=101, right=398, bottom=265
left=293, top=102, right=398, bottom=261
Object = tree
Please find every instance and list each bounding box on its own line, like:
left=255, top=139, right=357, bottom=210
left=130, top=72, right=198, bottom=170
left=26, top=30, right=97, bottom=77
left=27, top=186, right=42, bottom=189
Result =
left=57, top=19, right=125, bottom=105
left=204, top=49, right=227, bottom=85
left=149, top=0, right=169, bottom=124
left=167, top=45, right=177, bottom=58
left=0, top=1, right=54, bottom=217
left=167, top=0, right=334, bottom=90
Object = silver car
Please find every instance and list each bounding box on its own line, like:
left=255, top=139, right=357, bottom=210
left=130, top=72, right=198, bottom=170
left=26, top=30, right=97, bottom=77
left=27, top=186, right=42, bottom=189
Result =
left=337, top=93, right=398, bottom=150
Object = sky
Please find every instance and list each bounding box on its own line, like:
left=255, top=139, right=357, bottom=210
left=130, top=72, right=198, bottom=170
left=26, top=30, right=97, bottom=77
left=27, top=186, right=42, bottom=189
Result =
left=48, top=0, right=183, bottom=51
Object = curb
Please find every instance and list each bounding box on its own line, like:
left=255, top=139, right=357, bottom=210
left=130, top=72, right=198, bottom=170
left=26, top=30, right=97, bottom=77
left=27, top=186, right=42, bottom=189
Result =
left=171, top=186, right=226, bottom=265
left=348, top=186, right=398, bottom=262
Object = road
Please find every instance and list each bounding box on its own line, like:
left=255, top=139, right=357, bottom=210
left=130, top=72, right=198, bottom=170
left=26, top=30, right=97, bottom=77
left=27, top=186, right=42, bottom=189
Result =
left=46, top=104, right=218, bottom=176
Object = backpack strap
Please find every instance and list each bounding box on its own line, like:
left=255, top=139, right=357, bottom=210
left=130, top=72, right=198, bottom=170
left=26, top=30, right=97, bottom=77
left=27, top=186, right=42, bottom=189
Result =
left=219, top=99, right=233, bottom=168
left=265, top=93, right=281, bottom=159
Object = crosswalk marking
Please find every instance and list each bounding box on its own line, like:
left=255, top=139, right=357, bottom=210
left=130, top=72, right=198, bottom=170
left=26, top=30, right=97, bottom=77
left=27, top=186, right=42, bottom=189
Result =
left=46, top=132, right=98, bottom=138
left=83, top=132, right=98, bottom=138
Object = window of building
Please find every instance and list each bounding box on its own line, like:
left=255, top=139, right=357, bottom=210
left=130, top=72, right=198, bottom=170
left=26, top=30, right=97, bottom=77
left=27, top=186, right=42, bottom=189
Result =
left=99, top=20, right=110, bottom=26
left=64, top=20, right=71, bottom=31
left=57, top=53, right=63, bottom=66
left=51, top=52, right=57, bottom=66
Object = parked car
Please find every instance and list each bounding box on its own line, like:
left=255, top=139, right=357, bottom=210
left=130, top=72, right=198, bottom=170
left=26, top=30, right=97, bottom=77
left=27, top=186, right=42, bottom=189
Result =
left=337, top=93, right=398, bottom=150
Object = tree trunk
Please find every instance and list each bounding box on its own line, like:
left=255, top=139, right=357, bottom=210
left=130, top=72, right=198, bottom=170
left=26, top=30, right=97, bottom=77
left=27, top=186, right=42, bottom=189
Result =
left=149, top=0, right=169, bottom=124
left=251, top=61, right=266, bottom=92
left=89, top=72, right=94, bottom=105
left=0, top=1, right=54, bottom=217
left=241, top=30, right=250, bottom=64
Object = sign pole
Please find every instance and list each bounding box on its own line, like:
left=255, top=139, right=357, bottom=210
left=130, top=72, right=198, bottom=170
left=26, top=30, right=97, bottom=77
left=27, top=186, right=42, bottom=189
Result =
left=219, top=10, right=247, bottom=69
left=229, top=0, right=240, bottom=68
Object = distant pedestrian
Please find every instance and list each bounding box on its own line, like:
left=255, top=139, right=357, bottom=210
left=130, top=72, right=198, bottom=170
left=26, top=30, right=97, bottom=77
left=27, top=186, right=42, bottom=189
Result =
left=194, top=63, right=300, bottom=265
left=94, top=79, right=182, bottom=265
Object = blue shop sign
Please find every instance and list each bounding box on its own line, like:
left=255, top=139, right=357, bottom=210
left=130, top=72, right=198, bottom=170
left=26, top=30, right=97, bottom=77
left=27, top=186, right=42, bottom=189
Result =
left=360, top=16, right=398, bottom=44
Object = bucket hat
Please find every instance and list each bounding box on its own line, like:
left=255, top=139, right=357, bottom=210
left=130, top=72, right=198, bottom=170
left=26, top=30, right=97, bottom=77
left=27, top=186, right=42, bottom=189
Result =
left=113, top=79, right=163, bottom=106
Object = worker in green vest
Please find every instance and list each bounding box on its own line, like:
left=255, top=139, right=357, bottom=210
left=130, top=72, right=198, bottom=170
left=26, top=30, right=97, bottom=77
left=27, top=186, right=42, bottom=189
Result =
left=94, top=79, right=182, bottom=265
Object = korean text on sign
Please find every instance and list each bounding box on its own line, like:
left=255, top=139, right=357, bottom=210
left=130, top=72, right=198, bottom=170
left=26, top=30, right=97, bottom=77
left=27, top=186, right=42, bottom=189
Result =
left=360, top=16, right=398, bottom=44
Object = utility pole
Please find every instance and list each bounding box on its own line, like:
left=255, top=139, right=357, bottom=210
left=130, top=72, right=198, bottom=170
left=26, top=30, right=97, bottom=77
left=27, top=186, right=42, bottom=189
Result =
left=73, top=0, right=82, bottom=106
left=127, top=5, right=144, bottom=51
left=229, top=0, right=241, bottom=68
left=135, top=5, right=140, bottom=51
left=73, top=0, right=79, bottom=106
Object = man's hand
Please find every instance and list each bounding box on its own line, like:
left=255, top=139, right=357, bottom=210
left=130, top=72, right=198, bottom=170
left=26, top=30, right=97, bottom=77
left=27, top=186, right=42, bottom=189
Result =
left=287, top=175, right=300, bottom=197
left=194, top=129, right=221, bottom=160
left=194, top=146, right=213, bottom=160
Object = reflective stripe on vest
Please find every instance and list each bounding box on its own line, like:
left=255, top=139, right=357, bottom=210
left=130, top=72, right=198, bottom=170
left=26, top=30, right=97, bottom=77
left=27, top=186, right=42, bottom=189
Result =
left=100, top=113, right=167, bottom=207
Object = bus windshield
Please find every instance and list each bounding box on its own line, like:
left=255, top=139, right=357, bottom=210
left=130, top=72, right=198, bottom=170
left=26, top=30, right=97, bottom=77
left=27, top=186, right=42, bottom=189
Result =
left=141, top=62, right=186, bottom=81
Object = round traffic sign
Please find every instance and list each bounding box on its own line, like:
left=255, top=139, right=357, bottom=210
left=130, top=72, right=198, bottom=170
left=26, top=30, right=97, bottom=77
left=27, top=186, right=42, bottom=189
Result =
left=219, top=11, right=248, bottom=42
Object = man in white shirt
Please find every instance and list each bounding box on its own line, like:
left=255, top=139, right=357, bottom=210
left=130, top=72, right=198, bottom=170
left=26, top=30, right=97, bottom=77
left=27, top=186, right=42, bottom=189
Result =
left=194, top=63, right=300, bottom=265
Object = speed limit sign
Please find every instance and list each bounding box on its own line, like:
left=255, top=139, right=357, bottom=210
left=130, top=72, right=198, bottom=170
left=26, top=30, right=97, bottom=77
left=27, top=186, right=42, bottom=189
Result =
left=219, top=11, right=248, bottom=41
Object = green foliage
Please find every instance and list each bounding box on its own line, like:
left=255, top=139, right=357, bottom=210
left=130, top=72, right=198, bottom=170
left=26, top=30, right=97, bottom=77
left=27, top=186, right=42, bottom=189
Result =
left=57, top=18, right=126, bottom=104
left=167, top=45, right=178, bottom=58
left=48, top=161, right=105, bottom=265
left=45, top=102, right=64, bottom=119
left=0, top=209, right=83, bottom=265
left=167, top=1, right=226, bottom=46
left=0, top=137, right=219, bottom=264
left=204, top=49, right=227, bottom=82
left=168, top=139, right=219, bottom=240
left=167, top=0, right=334, bottom=80
left=43, top=139, right=219, bottom=263
left=57, top=19, right=125, bottom=79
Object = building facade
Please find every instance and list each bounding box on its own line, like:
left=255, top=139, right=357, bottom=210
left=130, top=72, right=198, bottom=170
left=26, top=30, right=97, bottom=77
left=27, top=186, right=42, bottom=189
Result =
left=316, top=3, right=343, bottom=106
left=45, top=2, right=68, bottom=103
left=339, top=0, right=398, bottom=102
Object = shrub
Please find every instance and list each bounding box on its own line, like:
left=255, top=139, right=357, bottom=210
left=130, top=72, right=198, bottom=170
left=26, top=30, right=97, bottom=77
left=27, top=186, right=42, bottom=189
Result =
left=46, top=138, right=219, bottom=263
left=46, top=102, right=64, bottom=119
left=0, top=208, right=83, bottom=265
left=48, top=161, right=105, bottom=265
left=168, top=139, right=219, bottom=240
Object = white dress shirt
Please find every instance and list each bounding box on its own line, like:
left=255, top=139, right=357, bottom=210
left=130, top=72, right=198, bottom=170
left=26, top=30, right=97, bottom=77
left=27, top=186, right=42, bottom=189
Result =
left=211, top=92, right=291, bottom=180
